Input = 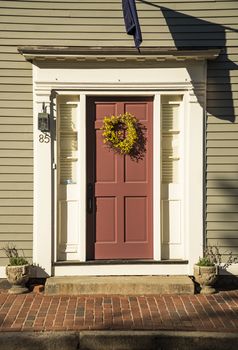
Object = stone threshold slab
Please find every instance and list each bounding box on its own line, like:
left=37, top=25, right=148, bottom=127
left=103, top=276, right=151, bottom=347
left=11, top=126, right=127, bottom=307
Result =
left=45, top=275, right=194, bottom=295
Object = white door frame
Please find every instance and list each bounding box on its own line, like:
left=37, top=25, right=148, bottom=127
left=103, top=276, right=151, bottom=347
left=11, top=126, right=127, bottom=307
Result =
left=32, top=63, right=206, bottom=277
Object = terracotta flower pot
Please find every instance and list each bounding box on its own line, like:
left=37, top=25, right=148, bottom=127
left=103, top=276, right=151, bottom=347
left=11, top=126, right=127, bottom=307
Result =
left=194, top=264, right=218, bottom=294
left=6, top=264, right=30, bottom=294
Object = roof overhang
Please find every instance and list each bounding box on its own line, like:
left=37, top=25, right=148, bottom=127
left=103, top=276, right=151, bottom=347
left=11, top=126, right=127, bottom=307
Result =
left=18, top=46, right=221, bottom=63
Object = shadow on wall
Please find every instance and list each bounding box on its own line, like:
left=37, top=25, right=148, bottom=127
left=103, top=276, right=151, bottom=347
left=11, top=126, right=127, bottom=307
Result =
left=139, top=1, right=237, bottom=123
left=207, top=178, right=238, bottom=260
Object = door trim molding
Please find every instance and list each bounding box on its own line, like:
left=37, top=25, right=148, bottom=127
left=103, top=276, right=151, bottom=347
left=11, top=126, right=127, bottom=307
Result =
left=33, top=63, right=206, bottom=276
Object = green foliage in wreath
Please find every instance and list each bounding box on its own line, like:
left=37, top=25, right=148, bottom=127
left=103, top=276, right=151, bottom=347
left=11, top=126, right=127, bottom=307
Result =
left=101, top=112, right=139, bottom=155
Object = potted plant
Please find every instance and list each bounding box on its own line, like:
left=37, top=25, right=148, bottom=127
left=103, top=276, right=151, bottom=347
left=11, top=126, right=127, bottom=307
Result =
left=3, top=244, right=30, bottom=294
left=194, top=246, right=238, bottom=294
left=194, top=255, right=218, bottom=294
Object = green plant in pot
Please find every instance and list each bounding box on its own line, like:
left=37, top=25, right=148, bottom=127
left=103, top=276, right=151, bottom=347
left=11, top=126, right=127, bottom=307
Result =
left=194, top=255, right=217, bottom=294
left=3, top=244, right=30, bottom=294
left=194, top=245, right=238, bottom=294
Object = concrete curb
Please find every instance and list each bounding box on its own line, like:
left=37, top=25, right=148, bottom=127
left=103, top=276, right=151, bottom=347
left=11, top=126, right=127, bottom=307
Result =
left=1, top=331, right=238, bottom=350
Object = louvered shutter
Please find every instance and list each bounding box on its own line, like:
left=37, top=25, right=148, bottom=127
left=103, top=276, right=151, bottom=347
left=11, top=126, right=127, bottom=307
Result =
left=162, top=102, right=180, bottom=184
left=58, top=103, right=78, bottom=184
left=161, top=96, right=184, bottom=260
left=57, top=99, right=80, bottom=261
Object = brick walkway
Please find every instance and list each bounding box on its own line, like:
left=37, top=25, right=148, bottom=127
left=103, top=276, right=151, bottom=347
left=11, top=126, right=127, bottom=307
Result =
left=0, top=291, right=238, bottom=333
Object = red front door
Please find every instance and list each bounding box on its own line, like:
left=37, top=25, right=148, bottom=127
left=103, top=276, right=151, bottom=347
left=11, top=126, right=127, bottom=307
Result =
left=86, top=97, right=153, bottom=259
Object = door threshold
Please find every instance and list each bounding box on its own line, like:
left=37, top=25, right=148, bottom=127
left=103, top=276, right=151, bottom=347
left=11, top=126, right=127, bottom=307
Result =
left=54, top=259, right=188, bottom=266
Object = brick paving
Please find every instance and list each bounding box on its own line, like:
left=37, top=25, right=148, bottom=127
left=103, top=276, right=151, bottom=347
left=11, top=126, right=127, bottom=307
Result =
left=0, top=290, right=238, bottom=332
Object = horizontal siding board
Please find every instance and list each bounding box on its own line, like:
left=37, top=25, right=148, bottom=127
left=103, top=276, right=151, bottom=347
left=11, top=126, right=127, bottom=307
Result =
left=0, top=250, right=32, bottom=259
left=0, top=86, right=32, bottom=93
left=207, top=204, right=238, bottom=213
left=207, top=222, right=238, bottom=230
left=0, top=141, right=33, bottom=149
left=0, top=133, right=33, bottom=141
left=0, top=31, right=237, bottom=41
left=0, top=53, right=26, bottom=61
left=207, top=213, right=238, bottom=221
left=207, top=180, right=238, bottom=188
left=0, top=78, right=32, bottom=85
left=0, top=225, right=32, bottom=233
left=2, top=24, right=238, bottom=34
left=207, top=188, right=238, bottom=196
left=207, top=70, right=238, bottom=78
left=207, top=148, right=238, bottom=156
left=207, top=84, right=238, bottom=92
left=0, top=182, right=32, bottom=190
left=1, top=15, right=237, bottom=26
left=207, top=156, right=238, bottom=163
left=0, top=245, right=32, bottom=254
left=207, top=173, right=238, bottom=181
left=207, top=77, right=238, bottom=85
left=0, top=125, right=32, bottom=132
left=207, top=164, right=238, bottom=171
left=0, top=101, right=32, bottom=108
left=207, top=133, right=238, bottom=140
left=0, top=0, right=233, bottom=3
left=0, top=7, right=237, bottom=17
left=0, top=110, right=33, bottom=117
left=0, top=174, right=33, bottom=182
left=207, top=232, right=238, bottom=239
left=207, top=123, right=238, bottom=131
left=1, top=1, right=238, bottom=11
left=0, top=93, right=32, bottom=100
left=0, top=166, right=33, bottom=174
left=0, top=61, right=32, bottom=69
left=0, top=216, right=32, bottom=224
left=0, top=190, right=33, bottom=198
left=0, top=198, right=32, bottom=206
left=1, top=24, right=158, bottom=33
left=207, top=195, right=238, bottom=204
left=0, top=150, right=33, bottom=158
left=207, top=92, right=238, bottom=99
left=0, top=207, right=32, bottom=215
left=207, top=139, right=238, bottom=147
left=0, top=39, right=236, bottom=47
left=0, top=69, right=31, bottom=76
left=0, top=233, right=32, bottom=240
left=0, top=158, right=33, bottom=166
left=206, top=239, right=238, bottom=246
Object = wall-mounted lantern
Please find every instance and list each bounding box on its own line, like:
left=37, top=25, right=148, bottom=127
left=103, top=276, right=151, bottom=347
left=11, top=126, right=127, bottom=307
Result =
left=38, top=102, right=50, bottom=132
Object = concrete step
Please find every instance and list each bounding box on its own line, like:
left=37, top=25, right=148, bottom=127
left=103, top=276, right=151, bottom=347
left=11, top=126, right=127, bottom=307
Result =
left=45, top=275, right=194, bottom=295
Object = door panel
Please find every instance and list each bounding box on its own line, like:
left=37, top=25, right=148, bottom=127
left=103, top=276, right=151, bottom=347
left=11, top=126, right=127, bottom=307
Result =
left=86, top=97, right=153, bottom=259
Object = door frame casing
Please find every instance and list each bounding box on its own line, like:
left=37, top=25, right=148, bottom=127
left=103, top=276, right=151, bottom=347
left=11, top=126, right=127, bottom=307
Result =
left=86, top=96, right=154, bottom=260
left=32, top=63, right=206, bottom=277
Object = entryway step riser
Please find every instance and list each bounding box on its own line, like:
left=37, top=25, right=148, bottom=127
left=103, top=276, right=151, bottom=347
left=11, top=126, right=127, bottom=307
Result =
left=45, top=276, right=194, bottom=295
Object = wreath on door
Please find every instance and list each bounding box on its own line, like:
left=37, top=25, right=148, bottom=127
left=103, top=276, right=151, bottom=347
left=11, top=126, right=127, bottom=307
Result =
left=101, top=112, right=139, bottom=155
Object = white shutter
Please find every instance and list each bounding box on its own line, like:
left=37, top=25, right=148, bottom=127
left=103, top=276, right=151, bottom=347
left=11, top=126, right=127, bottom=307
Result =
left=161, top=96, right=184, bottom=260
left=58, top=103, right=78, bottom=184
left=162, top=102, right=180, bottom=184
left=57, top=98, right=80, bottom=261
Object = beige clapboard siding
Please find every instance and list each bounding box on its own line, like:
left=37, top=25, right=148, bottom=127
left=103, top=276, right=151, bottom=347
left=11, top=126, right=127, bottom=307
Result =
left=0, top=1, right=237, bottom=262
left=1, top=15, right=237, bottom=27
left=1, top=0, right=238, bottom=11
left=2, top=24, right=238, bottom=34
left=0, top=86, right=32, bottom=93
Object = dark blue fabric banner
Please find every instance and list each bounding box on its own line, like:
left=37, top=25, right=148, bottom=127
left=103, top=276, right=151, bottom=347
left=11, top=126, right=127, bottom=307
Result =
left=122, top=0, right=142, bottom=48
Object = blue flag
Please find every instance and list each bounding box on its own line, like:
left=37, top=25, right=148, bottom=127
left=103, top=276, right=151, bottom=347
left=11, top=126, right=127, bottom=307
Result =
left=122, top=0, right=142, bottom=49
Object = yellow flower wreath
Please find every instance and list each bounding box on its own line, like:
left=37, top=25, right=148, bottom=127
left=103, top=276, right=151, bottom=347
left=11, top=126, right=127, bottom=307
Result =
left=101, top=112, right=138, bottom=155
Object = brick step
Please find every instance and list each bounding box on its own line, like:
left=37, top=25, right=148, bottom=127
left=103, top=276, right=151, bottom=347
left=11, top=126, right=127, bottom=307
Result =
left=45, top=275, right=194, bottom=295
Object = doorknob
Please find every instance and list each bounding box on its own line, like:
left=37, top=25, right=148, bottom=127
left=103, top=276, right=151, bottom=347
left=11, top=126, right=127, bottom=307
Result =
left=87, top=183, right=93, bottom=213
